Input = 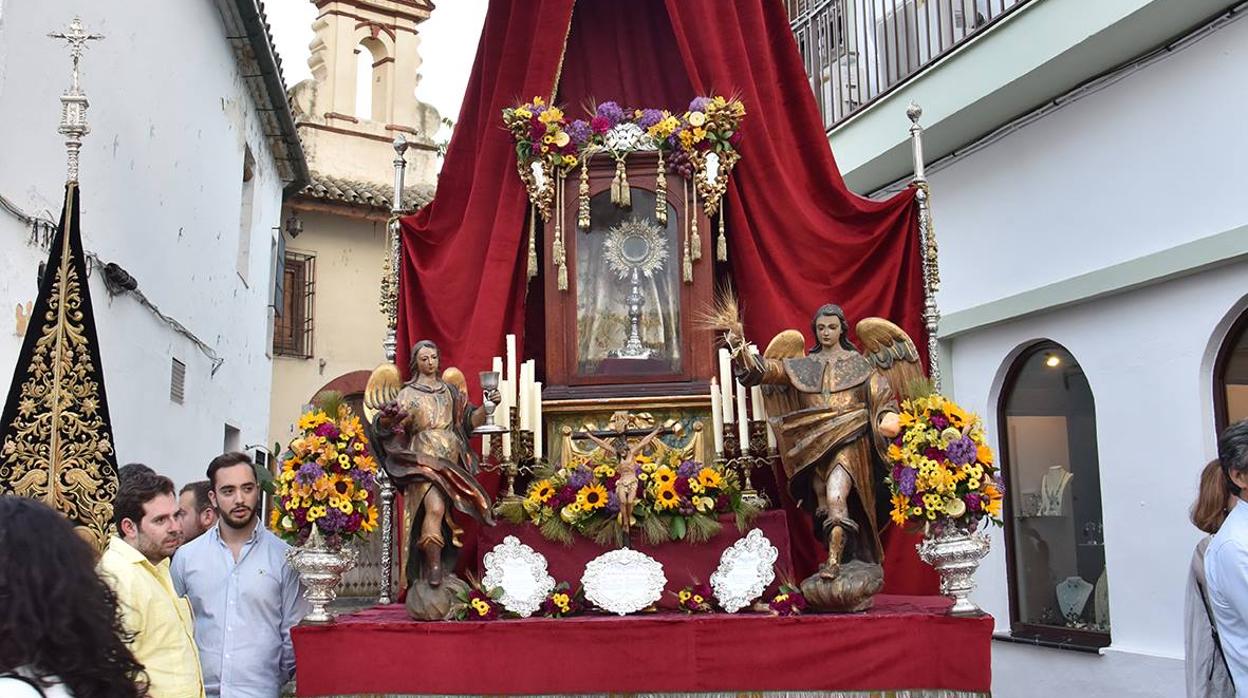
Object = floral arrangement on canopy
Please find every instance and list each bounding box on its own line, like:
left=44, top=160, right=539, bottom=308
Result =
left=502, top=95, right=746, bottom=288
left=500, top=449, right=756, bottom=547
left=883, top=394, right=1004, bottom=534
left=270, top=393, right=380, bottom=547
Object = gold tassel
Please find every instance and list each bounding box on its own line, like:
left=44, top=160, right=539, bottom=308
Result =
left=556, top=173, right=568, bottom=291
left=682, top=177, right=692, bottom=284
left=690, top=183, right=700, bottom=262
left=577, top=156, right=590, bottom=229
left=656, top=151, right=668, bottom=225
left=527, top=206, right=538, bottom=279
left=717, top=209, right=727, bottom=262
left=610, top=159, right=622, bottom=206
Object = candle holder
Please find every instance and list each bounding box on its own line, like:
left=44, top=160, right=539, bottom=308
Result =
left=481, top=405, right=538, bottom=513
left=716, top=420, right=774, bottom=511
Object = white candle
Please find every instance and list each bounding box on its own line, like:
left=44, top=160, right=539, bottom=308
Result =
left=710, top=377, right=724, bottom=456
left=498, top=378, right=512, bottom=459
left=518, top=361, right=533, bottom=431
left=505, top=334, right=517, bottom=402
left=736, top=377, right=749, bottom=451
left=532, top=381, right=543, bottom=459
left=718, top=348, right=735, bottom=423
left=750, top=385, right=765, bottom=422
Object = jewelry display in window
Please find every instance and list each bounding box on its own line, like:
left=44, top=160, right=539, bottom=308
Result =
left=1037, top=465, right=1072, bottom=516
left=1055, top=575, right=1093, bottom=626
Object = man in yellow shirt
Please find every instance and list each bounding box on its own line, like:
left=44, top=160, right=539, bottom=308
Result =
left=99, top=471, right=205, bottom=698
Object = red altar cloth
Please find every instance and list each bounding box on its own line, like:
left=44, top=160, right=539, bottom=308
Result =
left=477, top=511, right=793, bottom=609
left=292, top=596, right=992, bottom=696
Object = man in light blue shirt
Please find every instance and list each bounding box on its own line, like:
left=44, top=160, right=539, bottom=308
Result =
left=1206, top=419, right=1248, bottom=696
left=172, top=452, right=310, bottom=698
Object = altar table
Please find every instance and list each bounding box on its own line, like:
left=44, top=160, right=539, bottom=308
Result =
left=291, top=595, right=992, bottom=696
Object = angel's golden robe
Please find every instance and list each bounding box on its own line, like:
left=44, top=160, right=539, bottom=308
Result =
left=740, top=350, right=897, bottom=564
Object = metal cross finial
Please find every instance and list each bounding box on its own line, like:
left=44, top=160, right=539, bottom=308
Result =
left=49, top=17, right=103, bottom=184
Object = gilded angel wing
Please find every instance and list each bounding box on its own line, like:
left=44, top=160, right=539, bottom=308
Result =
left=854, top=317, right=926, bottom=401
left=763, top=329, right=806, bottom=360
left=441, top=367, right=467, bottom=397
left=363, top=363, right=402, bottom=424
left=760, top=329, right=807, bottom=420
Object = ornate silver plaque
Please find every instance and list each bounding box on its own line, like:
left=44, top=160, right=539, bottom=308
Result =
left=710, top=528, right=778, bottom=613
left=482, top=536, right=556, bottom=618
left=581, top=548, right=667, bottom=616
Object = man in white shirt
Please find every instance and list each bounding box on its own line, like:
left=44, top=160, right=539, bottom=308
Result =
left=1205, top=419, right=1248, bottom=695
left=172, top=452, right=309, bottom=698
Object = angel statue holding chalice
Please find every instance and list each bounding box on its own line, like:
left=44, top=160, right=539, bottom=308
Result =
left=364, top=340, right=500, bottom=619
left=711, top=295, right=924, bottom=612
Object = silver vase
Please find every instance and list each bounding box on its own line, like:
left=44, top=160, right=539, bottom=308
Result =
left=916, top=527, right=990, bottom=617
left=287, top=525, right=358, bottom=624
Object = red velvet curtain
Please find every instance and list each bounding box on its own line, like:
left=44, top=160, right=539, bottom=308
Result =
left=398, top=0, right=935, bottom=593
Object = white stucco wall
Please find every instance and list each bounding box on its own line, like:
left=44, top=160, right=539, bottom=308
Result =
left=919, top=9, right=1248, bottom=697
left=0, top=1, right=287, bottom=489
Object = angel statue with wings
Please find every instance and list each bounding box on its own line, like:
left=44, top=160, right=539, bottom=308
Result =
left=725, top=302, right=923, bottom=612
left=364, top=340, right=498, bottom=617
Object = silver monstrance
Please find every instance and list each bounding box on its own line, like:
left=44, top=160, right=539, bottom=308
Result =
left=604, top=218, right=667, bottom=359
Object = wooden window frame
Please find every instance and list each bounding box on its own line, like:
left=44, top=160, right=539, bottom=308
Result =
left=274, top=252, right=315, bottom=359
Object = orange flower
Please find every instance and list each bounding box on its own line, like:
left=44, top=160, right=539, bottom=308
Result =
left=976, top=444, right=994, bottom=465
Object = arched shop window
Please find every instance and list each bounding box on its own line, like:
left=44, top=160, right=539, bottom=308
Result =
left=1214, top=308, right=1248, bottom=434
left=998, top=341, right=1110, bottom=648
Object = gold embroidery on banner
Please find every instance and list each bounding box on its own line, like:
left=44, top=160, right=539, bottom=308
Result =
left=0, top=187, right=115, bottom=551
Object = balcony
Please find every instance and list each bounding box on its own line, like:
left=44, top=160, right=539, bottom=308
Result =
left=788, top=0, right=1033, bottom=130
left=788, top=0, right=1239, bottom=194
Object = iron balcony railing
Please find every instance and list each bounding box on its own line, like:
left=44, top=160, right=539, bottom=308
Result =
left=788, top=0, right=1035, bottom=130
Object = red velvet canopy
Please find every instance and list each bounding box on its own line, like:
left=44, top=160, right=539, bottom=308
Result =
left=397, top=0, right=935, bottom=593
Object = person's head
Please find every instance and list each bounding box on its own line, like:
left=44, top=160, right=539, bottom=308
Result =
left=1219, top=419, right=1248, bottom=501
left=177, top=480, right=216, bottom=543
left=0, top=496, right=146, bottom=697
left=809, top=304, right=856, bottom=353
left=1192, top=459, right=1236, bottom=534
left=207, top=452, right=259, bottom=530
left=117, top=462, right=154, bottom=483
left=410, top=339, right=440, bottom=377
left=113, top=472, right=180, bottom=563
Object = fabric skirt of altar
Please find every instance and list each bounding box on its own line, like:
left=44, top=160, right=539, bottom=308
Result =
left=290, top=596, right=992, bottom=696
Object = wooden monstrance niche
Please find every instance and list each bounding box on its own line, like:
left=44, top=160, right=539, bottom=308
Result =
left=542, top=151, right=714, bottom=401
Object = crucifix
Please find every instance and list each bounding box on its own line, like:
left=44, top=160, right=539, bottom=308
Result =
left=572, top=412, right=684, bottom=526
left=48, top=17, right=104, bottom=183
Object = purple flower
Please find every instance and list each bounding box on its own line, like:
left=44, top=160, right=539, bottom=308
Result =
left=566, top=118, right=592, bottom=146
left=688, top=96, right=712, bottom=112
left=569, top=466, right=592, bottom=489
left=947, top=436, right=977, bottom=466
left=636, top=108, right=664, bottom=130
left=929, top=413, right=949, bottom=430
left=320, top=507, right=347, bottom=533
left=351, top=469, right=376, bottom=489
left=677, top=460, right=698, bottom=478
left=314, top=422, right=340, bottom=440
left=898, top=468, right=917, bottom=497
left=964, top=493, right=983, bottom=512
left=595, top=101, right=626, bottom=127
left=295, top=462, right=324, bottom=486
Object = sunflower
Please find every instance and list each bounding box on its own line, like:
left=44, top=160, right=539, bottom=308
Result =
left=576, top=484, right=609, bottom=511
left=652, top=467, right=677, bottom=487
left=655, top=484, right=681, bottom=511
left=528, top=479, right=556, bottom=504
left=330, top=474, right=354, bottom=500
left=696, top=467, right=722, bottom=489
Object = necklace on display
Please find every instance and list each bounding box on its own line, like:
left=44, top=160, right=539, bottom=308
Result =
left=1055, top=575, right=1093, bottom=621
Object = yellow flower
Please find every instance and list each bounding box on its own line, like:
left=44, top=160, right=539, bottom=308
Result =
left=560, top=503, right=582, bottom=523
left=897, top=411, right=917, bottom=428
left=693, top=594, right=704, bottom=604
left=774, top=593, right=789, bottom=603
left=279, top=469, right=296, bottom=483
left=696, top=467, right=722, bottom=489
left=553, top=130, right=570, bottom=147
left=687, top=111, right=706, bottom=127
left=528, top=480, right=556, bottom=504
left=297, top=411, right=329, bottom=432
left=940, top=427, right=962, bottom=446
left=689, top=479, right=704, bottom=494
left=655, top=484, right=680, bottom=511
left=977, top=444, right=994, bottom=465
left=967, top=479, right=981, bottom=492
left=576, top=483, right=609, bottom=511
left=679, top=129, right=695, bottom=150
left=337, top=454, right=350, bottom=467
left=593, top=464, right=616, bottom=479
left=538, top=106, right=564, bottom=124
left=362, top=507, right=379, bottom=532
left=945, top=403, right=970, bottom=428
left=269, top=508, right=280, bottom=528
left=337, top=498, right=353, bottom=514
left=532, top=96, right=545, bottom=106
left=887, top=443, right=903, bottom=462
left=691, top=127, right=707, bottom=142
left=562, top=154, right=577, bottom=167
left=514, top=107, right=532, bottom=119
left=653, top=467, right=677, bottom=487
left=679, top=589, right=692, bottom=602
left=307, top=505, right=327, bottom=521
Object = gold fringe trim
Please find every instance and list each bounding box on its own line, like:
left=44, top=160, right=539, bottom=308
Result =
left=682, top=177, right=693, bottom=284
left=556, top=172, right=568, bottom=291
left=577, top=155, right=590, bottom=229
left=656, top=151, right=668, bottom=225
left=690, top=183, right=700, bottom=267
